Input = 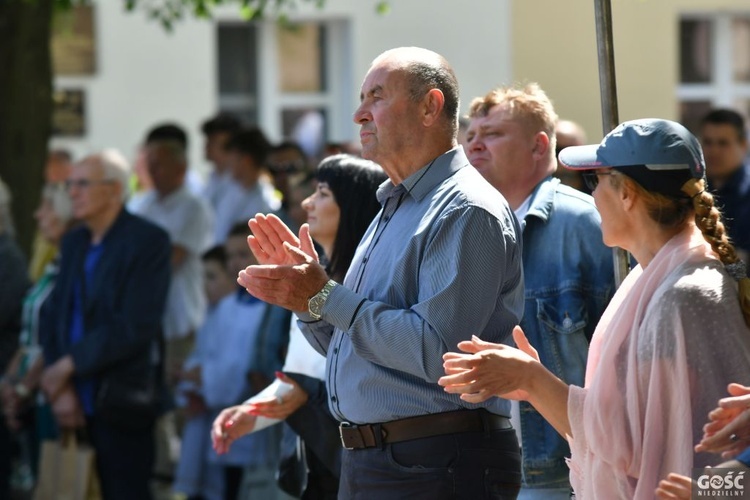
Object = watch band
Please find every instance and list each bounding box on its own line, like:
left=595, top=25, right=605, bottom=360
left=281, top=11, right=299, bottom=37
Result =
left=308, top=279, right=337, bottom=320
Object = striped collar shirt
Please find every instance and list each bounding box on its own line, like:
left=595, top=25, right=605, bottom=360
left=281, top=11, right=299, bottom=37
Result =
left=298, top=146, right=524, bottom=423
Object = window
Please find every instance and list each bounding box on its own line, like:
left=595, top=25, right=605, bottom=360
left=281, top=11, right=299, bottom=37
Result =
left=217, top=19, right=352, bottom=157
left=218, top=24, right=259, bottom=124
left=678, top=14, right=750, bottom=134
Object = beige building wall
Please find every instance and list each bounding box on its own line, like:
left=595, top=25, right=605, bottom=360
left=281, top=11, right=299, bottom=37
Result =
left=511, top=0, right=750, bottom=142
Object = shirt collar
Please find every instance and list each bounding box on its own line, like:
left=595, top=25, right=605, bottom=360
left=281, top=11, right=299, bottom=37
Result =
left=524, top=176, right=560, bottom=223
left=514, top=195, right=533, bottom=222
left=376, top=146, right=469, bottom=205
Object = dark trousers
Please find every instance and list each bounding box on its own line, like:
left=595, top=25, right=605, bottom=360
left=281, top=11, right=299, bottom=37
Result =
left=224, top=465, right=243, bottom=500
left=88, top=417, right=155, bottom=500
left=338, top=427, right=521, bottom=500
left=303, top=444, right=339, bottom=500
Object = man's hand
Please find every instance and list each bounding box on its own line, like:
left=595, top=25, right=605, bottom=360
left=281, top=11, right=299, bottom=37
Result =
left=211, top=405, right=257, bottom=455
left=247, top=214, right=318, bottom=266
left=238, top=237, right=329, bottom=313
left=184, top=392, right=208, bottom=418
left=1, top=379, right=22, bottom=431
left=40, top=355, right=75, bottom=402
left=51, top=385, right=84, bottom=429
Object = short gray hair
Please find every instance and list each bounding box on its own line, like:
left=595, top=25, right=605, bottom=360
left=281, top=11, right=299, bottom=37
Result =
left=98, top=149, right=131, bottom=201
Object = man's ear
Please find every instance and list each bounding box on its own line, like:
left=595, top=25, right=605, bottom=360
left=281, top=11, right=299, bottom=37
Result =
left=531, top=132, right=551, bottom=161
left=421, top=89, right=445, bottom=127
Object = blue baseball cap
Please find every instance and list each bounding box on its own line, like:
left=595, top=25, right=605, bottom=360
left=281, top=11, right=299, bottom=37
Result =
left=558, top=118, right=706, bottom=198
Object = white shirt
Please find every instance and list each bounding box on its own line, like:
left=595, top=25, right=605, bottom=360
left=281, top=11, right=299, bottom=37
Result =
left=282, top=316, right=326, bottom=378
left=510, top=194, right=532, bottom=444
left=130, top=185, right=214, bottom=339
left=201, top=170, right=232, bottom=212
left=212, top=178, right=280, bottom=244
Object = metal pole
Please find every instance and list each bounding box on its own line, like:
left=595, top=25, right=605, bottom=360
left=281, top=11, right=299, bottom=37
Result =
left=594, top=0, right=631, bottom=287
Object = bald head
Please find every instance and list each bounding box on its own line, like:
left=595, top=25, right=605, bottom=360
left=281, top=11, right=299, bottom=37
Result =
left=373, top=47, right=460, bottom=137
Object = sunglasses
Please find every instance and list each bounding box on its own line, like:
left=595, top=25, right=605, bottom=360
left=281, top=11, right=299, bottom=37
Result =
left=581, top=170, right=618, bottom=192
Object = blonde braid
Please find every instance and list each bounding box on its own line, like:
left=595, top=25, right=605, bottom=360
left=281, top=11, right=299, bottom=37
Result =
left=683, top=178, right=750, bottom=327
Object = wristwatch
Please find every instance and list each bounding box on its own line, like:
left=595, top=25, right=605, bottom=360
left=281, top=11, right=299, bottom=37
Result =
left=308, top=280, right=337, bottom=320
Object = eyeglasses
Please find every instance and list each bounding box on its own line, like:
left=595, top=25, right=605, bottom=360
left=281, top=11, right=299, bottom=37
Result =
left=581, top=170, right=618, bottom=192
left=65, top=178, right=115, bottom=190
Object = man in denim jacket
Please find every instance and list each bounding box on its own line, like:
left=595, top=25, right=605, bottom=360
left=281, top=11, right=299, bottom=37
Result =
left=465, top=83, right=615, bottom=499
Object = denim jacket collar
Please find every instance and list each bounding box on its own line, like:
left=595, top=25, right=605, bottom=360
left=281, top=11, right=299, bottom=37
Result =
left=524, top=176, right=560, bottom=224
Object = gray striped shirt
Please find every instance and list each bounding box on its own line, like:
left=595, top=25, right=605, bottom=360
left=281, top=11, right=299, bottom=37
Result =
left=298, top=147, right=524, bottom=423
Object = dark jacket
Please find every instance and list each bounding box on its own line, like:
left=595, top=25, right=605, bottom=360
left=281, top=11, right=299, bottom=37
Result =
left=40, top=209, right=170, bottom=423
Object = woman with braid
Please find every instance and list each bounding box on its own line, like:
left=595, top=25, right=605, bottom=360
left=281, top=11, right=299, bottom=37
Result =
left=439, top=119, right=750, bottom=500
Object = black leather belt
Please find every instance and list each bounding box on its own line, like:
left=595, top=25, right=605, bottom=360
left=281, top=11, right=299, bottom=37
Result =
left=339, top=409, right=512, bottom=450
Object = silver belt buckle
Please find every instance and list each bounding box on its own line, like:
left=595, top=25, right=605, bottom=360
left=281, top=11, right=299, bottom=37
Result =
left=339, top=421, right=354, bottom=450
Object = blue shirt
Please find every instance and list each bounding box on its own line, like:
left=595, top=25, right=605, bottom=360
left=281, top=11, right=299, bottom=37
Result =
left=298, top=147, right=524, bottom=424
left=710, top=163, right=750, bottom=257
left=737, top=446, right=750, bottom=467
left=202, top=291, right=288, bottom=468
left=69, top=242, right=104, bottom=415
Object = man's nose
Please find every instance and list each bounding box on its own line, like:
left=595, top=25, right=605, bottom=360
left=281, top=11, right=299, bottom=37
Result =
left=353, top=104, right=370, bottom=124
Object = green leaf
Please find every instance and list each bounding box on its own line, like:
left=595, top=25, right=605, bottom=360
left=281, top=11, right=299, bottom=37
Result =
left=239, top=4, right=256, bottom=20
left=375, top=1, right=390, bottom=15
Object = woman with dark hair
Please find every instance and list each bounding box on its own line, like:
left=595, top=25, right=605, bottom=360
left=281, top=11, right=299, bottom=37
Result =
left=211, top=154, right=386, bottom=499
left=308, top=154, right=386, bottom=282
left=439, top=119, right=750, bottom=500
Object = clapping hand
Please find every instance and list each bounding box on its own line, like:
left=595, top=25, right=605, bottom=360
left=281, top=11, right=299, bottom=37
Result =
left=238, top=215, right=328, bottom=312
left=655, top=473, right=693, bottom=500
left=246, top=214, right=318, bottom=266
left=439, top=326, right=540, bottom=403
left=696, top=383, right=750, bottom=458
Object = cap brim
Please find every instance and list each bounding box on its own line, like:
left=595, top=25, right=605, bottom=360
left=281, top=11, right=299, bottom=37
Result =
left=558, top=144, right=605, bottom=170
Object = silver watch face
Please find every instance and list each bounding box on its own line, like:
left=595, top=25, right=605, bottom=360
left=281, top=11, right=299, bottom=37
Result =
left=308, top=281, right=334, bottom=319
left=309, top=295, right=324, bottom=317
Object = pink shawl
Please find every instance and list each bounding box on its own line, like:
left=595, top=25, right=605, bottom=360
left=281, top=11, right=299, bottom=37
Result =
left=567, top=226, right=750, bottom=499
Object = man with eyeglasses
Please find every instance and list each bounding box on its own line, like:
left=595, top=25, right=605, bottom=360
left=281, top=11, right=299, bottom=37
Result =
left=40, top=149, right=171, bottom=500
left=465, top=83, right=615, bottom=500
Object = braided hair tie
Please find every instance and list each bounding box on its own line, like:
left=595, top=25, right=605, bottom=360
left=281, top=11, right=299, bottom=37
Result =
left=726, top=260, right=748, bottom=281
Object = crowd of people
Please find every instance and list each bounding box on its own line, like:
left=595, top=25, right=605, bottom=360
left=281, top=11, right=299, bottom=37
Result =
left=0, top=45, right=749, bottom=500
